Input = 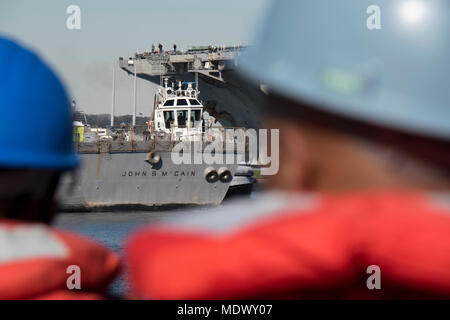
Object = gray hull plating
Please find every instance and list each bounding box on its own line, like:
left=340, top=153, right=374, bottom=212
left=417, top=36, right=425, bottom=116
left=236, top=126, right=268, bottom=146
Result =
left=58, top=152, right=237, bottom=210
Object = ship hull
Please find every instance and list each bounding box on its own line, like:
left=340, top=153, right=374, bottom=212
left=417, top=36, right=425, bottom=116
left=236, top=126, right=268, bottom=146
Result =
left=57, top=151, right=240, bottom=210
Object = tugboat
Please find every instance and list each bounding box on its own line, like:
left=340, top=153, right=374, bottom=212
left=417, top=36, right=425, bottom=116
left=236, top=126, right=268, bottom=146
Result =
left=58, top=79, right=255, bottom=210
left=153, top=79, right=205, bottom=140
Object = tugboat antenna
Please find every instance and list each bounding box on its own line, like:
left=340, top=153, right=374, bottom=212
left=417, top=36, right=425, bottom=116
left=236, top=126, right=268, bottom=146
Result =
left=195, top=72, right=198, bottom=91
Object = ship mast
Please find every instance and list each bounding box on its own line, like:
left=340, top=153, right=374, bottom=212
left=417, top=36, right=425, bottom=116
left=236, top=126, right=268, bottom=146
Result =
left=110, top=61, right=115, bottom=127
left=132, top=54, right=137, bottom=127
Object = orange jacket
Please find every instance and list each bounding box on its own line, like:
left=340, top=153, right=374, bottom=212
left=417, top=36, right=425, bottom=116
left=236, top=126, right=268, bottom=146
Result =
left=0, top=220, right=120, bottom=300
left=126, top=191, right=450, bottom=299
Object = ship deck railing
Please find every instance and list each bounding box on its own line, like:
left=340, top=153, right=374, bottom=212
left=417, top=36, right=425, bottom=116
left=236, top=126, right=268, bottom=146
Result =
left=75, top=125, right=252, bottom=154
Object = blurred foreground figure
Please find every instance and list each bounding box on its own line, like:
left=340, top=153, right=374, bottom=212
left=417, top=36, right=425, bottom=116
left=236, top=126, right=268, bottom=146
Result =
left=0, top=37, right=119, bottom=299
left=126, top=0, right=450, bottom=299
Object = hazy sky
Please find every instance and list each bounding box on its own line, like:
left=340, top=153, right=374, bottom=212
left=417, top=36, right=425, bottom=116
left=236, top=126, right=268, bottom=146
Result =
left=0, top=0, right=269, bottom=115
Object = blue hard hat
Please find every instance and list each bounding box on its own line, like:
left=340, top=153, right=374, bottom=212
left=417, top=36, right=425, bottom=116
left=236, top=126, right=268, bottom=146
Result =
left=239, top=0, right=450, bottom=141
left=0, top=37, right=78, bottom=170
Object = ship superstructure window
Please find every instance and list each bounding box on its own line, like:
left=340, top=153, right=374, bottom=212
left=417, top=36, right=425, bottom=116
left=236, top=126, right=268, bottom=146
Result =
left=163, top=99, right=174, bottom=106
left=176, top=99, right=188, bottom=106
left=189, top=99, right=201, bottom=106
left=164, top=111, right=175, bottom=128
left=191, top=109, right=202, bottom=121
left=177, top=110, right=188, bottom=128
left=190, top=109, right=202, bottom=128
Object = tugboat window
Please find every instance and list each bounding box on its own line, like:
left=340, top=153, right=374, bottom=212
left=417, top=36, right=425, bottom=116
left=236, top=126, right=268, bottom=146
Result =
left=163, top=99, right=174, bottom=106
left=189, top=99, right=201, bottom=106
left=177, top=110, right=188, bottom=128
left=191, top=109, right=202, bottom=128
left=164, top=111, right=175, bottom=128
left=176, top=99, right=188, bottom=106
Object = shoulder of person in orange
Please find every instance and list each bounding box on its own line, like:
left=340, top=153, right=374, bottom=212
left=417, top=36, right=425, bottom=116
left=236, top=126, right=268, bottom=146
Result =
left=0, top=219, right=120, bottom=300
left=126, top=191, right=450, bottom=299
left=0, top=37, right=120, bottom=300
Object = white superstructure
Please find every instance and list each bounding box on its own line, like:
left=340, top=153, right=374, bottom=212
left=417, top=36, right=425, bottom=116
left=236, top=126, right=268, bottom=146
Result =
left=152, top=78, right=207, bottom=142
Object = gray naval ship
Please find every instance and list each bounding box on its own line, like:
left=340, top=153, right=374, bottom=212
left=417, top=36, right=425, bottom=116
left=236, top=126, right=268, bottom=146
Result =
left=120, top=45, right=265, bottom=128
left=58, top=74, right=257, bottom=210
